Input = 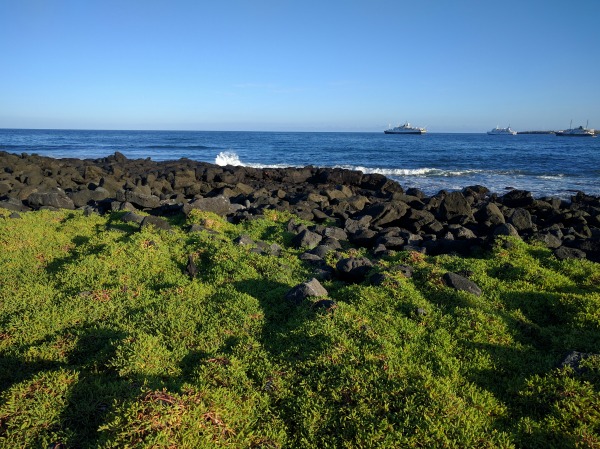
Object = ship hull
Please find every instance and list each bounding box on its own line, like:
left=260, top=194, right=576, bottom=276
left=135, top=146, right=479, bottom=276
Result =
left=555, top=132, right=595, bottom=137
left=384, top=130, right=424, bottom=134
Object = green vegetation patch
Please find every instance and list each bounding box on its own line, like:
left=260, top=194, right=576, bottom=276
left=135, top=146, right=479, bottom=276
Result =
left=0, top=208, right=599, bottom=448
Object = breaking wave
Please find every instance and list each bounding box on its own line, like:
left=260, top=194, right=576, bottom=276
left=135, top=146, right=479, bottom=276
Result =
left=215, top=151, right=291, bottom=169
left=215, top=152, right=576, bottom=185
left=215, top=151, right=243, bottom=166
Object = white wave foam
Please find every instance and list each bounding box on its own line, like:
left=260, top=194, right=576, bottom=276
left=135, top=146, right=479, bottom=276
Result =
left=216, top=155, right=563, bottom=183
left=335, top=165, right=438, bottom=176
left=215, top=151, right=296, bottom=169
left=538, top=174, right=566, bottom=180
left=335, top=165, right=487, bottom=177
left=215, top=151, right=242, bottom=166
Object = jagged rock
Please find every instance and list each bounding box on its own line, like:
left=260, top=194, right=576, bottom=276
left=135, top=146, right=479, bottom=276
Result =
left=344, top=216, right=372, bottom=234
left=509, top=208, right=534, bottom=232
left=391, top=264, right=414, bottom=278
left=502, top=189, right=534, bottom=208
left=336, top=257, right=374, bottom=283
left=255, top=241, right=282, bottom=256
left=140, top=215, right=172, bottom=231
left=475, top=202, right=505, bottom=228
left=116, top=189, right=160, bottom=209
left=121, top=211, right=145, bottom=224
left=0, top=197, right=30, bottom=212
left=322, top=226, right=348, bottom=241
left=375, top=234, right=405, bottom=250
left=532, top=232, right=562, bottom=249
left=554, top=246, right=586, bottom=260
left=438, top=191, right=474, bottom=224
left=360, top=201, right=408, bottom=227
left=310, top=244, right=335, bottom=259
left=348, top=229, right=378, bottom=247
left=173, top=170, right=197, bottom=189
left=403, top=208, right=436, bottom=232
left=186, top=254, right=198, bottom=279
left=233, top=234, right=255, bottom=246
left=463, top=185, right=490, bottom=201
left=442, top=272, right=482, bottom=296
left=566, top=238, right=600, bottom=262
left=285, top=278, right=328, bottom=305
left=300, top=253, right=323, bottom=265
left=292, top=229, right=322, bottom=249
left=183, top=195, right=233, bottom=216
left=493, top=223, right=521, bottom=239
left=69, top=187, right=110, bottom=208
left=27, top=191, right=75, bottom=210
left=317, top=167, right=363, bottom=186
left=2, top=151, right=600, bottom=264
left=450, top=225, right=478, bottom=240
left=345, top=195, right=369, bottom=211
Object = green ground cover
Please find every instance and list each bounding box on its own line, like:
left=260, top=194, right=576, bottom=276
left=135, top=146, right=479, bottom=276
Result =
left=0, top=208, right=599, bottom=448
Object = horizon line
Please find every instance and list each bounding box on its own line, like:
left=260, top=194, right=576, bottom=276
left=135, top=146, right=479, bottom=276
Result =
left=0, top=127, right=561, bottom=134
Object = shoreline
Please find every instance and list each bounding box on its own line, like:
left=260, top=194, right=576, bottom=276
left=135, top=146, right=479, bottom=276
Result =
left=1, top=150, right=599, bottom=263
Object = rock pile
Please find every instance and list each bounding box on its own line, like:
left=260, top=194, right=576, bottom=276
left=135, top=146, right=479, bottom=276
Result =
left=1, top=151, right=600, bottom=262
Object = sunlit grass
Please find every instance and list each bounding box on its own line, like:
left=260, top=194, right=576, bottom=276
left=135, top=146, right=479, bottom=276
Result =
left=0, top=207, right=599, bottom=448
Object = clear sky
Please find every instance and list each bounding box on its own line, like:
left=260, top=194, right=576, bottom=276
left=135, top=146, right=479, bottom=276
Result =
left=1, top=0, right=599, bottom=132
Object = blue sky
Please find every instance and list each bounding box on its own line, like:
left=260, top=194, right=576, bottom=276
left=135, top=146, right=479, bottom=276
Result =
left=1, top=0, right=598, bottom=132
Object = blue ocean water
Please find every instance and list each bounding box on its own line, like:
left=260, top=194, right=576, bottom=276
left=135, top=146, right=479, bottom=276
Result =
left=1, top=128, right=599, bottom=198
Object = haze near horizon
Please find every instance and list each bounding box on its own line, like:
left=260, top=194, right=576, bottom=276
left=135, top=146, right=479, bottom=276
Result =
left=1, top=0, right=599, bottom=133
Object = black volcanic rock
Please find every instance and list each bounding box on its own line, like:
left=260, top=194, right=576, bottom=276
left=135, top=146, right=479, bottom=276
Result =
left=360, top=201, right=408, bottom=227
left=442, top=272, right=482, bottom=296
left=336, top=257, right=374, bottom=283
left=438, top=191, right=474, bottom=224
left=501, top=189, right=534, bottom=208
left=27, top=190, right=75, bottom=210
left=554, top=246, right=587, bottom=260
left=2, top=151, right=600, bottom=264
left=285, top=278, right=329, bottom=306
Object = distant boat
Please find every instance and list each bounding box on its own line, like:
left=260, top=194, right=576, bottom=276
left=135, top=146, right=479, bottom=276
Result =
left=555, top=121, right=596, bottom=137
left=384, top=122, right=426, bottom=134
left=487, top=125, right=517, bottom=135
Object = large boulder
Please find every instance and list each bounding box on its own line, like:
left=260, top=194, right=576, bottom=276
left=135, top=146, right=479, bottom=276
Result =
left=475, top=202, right=505, bottom=228
left=140, top=215, right=172, bottom=231
left=501, top=189, right=534, bottom=208
left=69, top=187, right=110, bottom=208
left=183, top=195, right=233, bottom=216
left=27, top=190, right=75, bottom=210
left=292, top=229, right=322, bottom=249
left=493, top=223, right=521, bottom=239
left=285, top=278, right=329, bottom=305
left=116, top=189, right=160, bottom=209
left=554, top=246, right=586, bottom=260
left=402, top=208, right=436, bottom=232
left=509, top=208, right=534, bottom=232
left=438, top=192, right=474, bottom=224
left=172, top=169, right=197, bottom=190
left=442, top=272, right=482, bottom=296
left=360, top=201, right=408, bottom=227
left=336, top=257, right=374, bottom=283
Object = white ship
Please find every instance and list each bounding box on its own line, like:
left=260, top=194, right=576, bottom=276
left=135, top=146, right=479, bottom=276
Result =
left=555, top=121, right=596, bottom=137
left=487, top=126, right=517, bottom=135
left=384, top=122, right=426, bottom=134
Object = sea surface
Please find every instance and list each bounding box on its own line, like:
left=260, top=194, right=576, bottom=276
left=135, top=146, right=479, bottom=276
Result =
left=1, top=128, right=599, bottom=198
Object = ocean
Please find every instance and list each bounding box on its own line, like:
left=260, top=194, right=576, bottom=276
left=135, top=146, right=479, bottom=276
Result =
left=1, top=128, right=599, bottom=199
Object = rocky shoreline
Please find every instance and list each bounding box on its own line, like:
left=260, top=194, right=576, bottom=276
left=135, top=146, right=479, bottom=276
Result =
left=1, top=150, right=599, bottom=263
